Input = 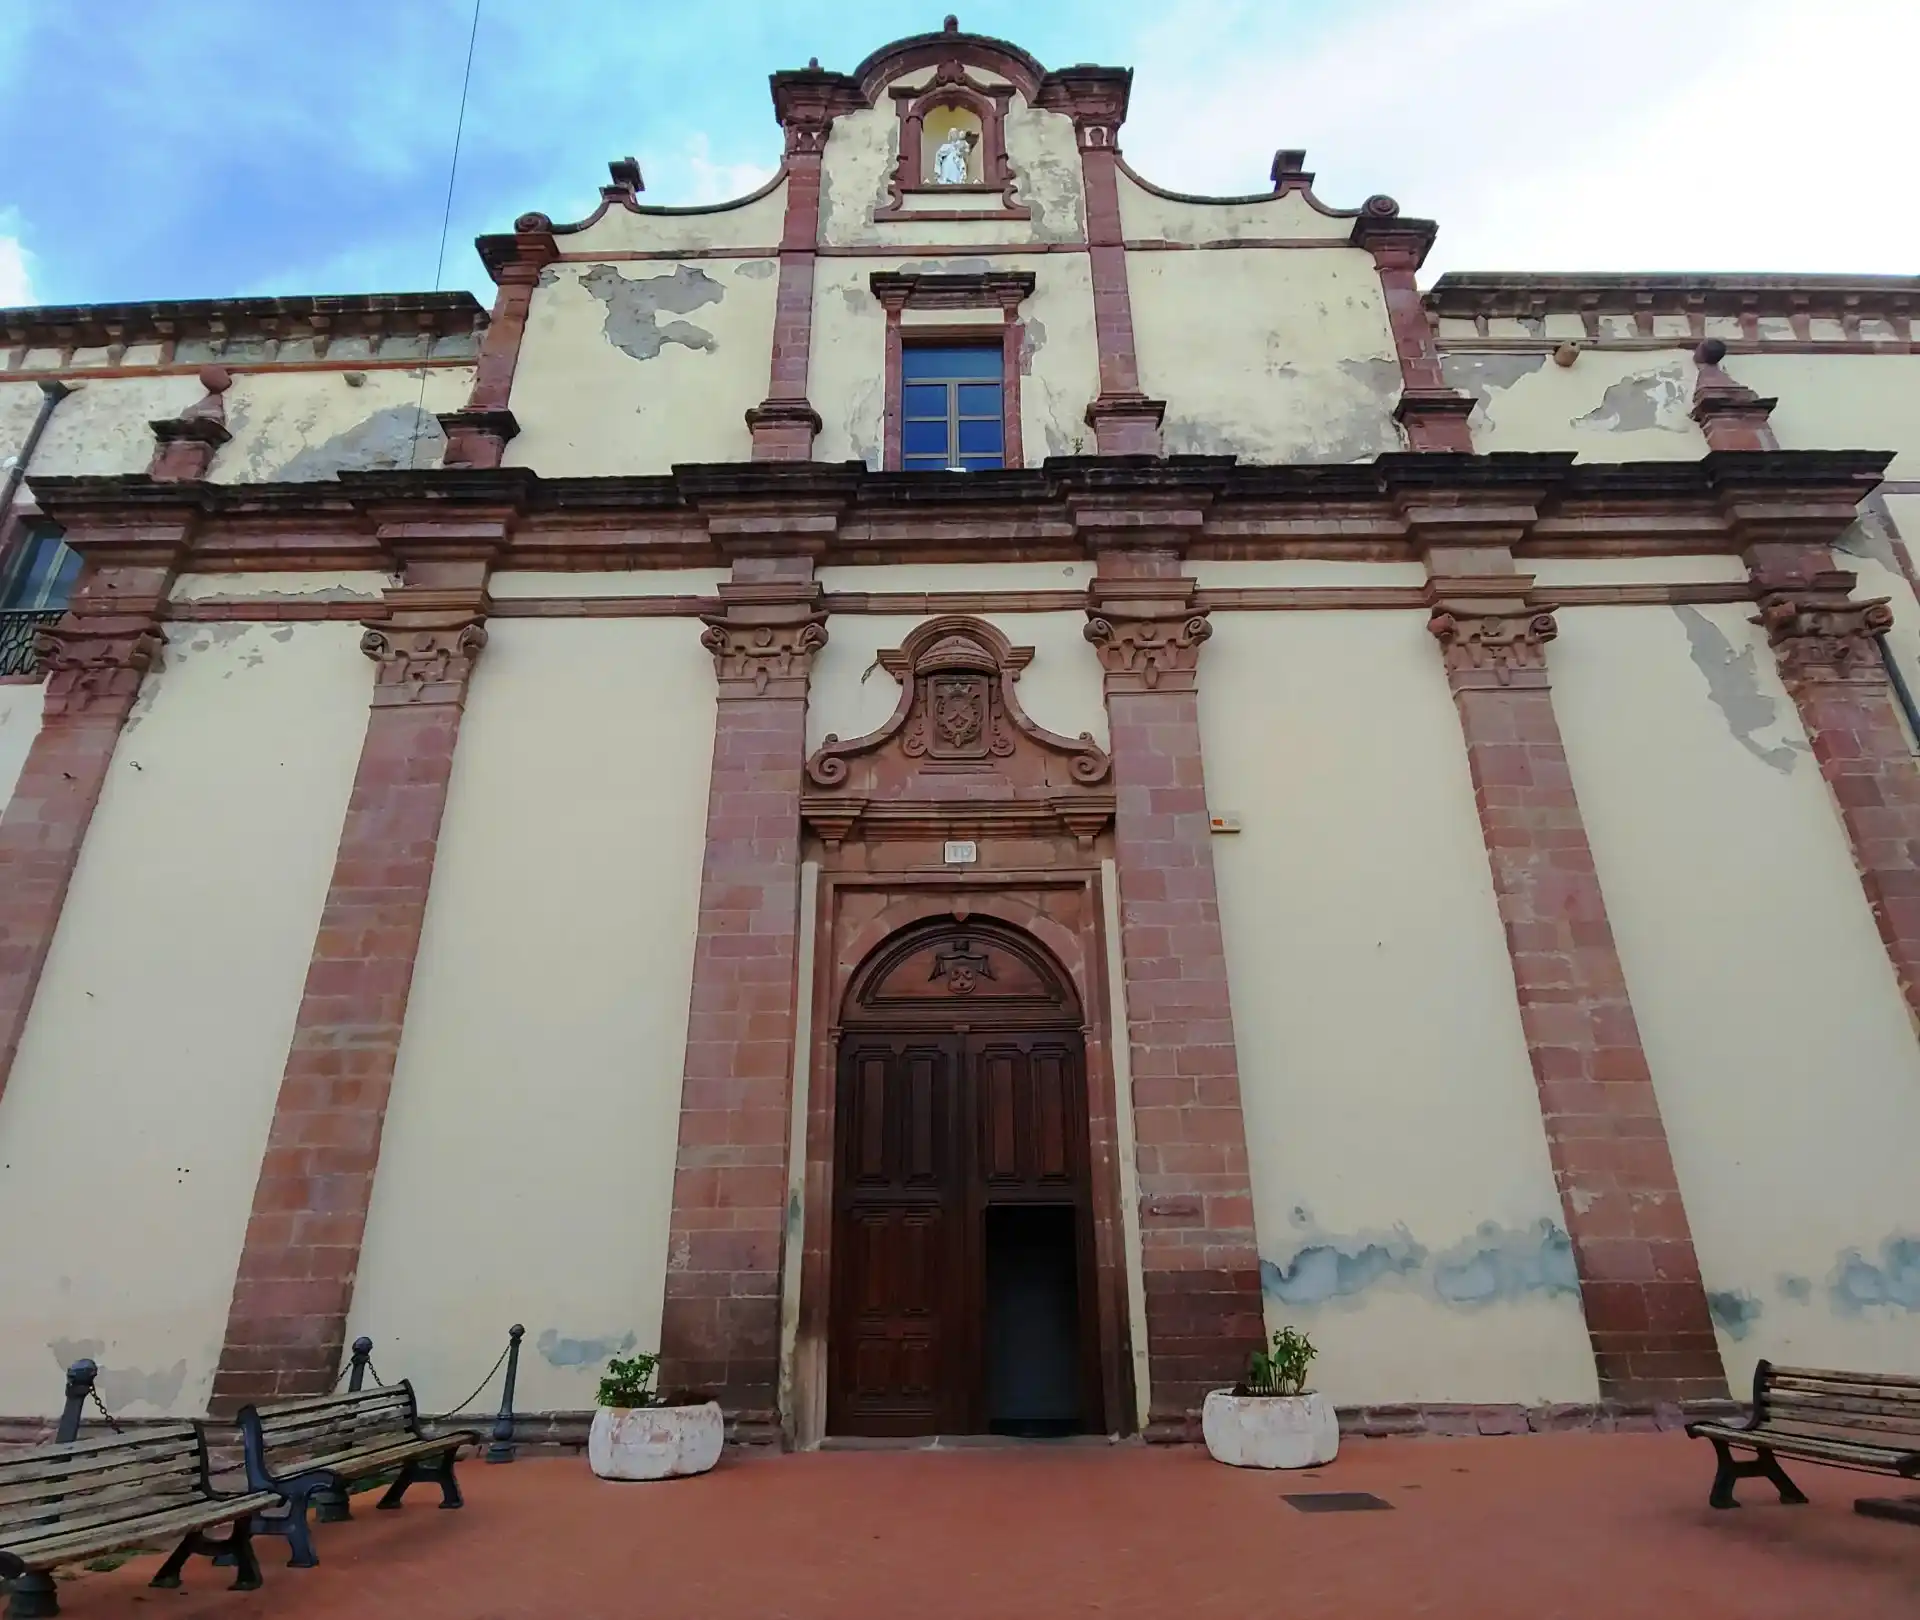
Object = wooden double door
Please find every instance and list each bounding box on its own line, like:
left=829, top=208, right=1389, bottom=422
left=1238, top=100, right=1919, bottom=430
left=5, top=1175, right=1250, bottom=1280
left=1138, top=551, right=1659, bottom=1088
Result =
left=828, top=1027, right=1101, bottom=1436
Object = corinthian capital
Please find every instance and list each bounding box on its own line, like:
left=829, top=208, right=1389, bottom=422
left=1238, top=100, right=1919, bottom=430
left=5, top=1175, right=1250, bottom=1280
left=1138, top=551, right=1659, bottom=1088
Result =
left=1083, top=576, right=1209, bottom=694
left=38, top=618, right=165, bottom=719
left=699, top=580, right=828, bottom=699
left=359, top=620, right=488, bottom=707
left=1427, top=606, right=1559, bottom=688
left=1752, top=570, right=1893, bottom=684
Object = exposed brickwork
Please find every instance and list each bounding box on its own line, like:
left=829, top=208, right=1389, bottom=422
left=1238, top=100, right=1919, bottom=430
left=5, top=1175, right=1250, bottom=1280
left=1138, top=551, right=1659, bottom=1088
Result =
left=1424, top=562, right=1726, bottom=1405
left=211, top=554, right=496, bottom=1412
left=1085, top=550, right=1262, bottom=1438
left=0, top=536, right=185, bottom=1109
left=444, top=216, right=556, bottom=468
left=1690, top=339, right=1780, bottom=451
left=658, top=557, right=825, bottom=1431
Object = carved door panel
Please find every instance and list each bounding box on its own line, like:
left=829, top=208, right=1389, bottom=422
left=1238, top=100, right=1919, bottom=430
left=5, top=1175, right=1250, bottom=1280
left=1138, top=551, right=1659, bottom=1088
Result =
left=828, top=1035, right=966, bottom=1436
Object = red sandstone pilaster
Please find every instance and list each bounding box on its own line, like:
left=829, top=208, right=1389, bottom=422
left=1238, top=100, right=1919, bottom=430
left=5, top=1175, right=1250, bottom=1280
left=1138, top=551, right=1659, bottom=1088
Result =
left=1352, top=204, right=1475, bottom=453
left=1415, top=504, right=1726, bottom=1405
left=1083, top=544, right=1262, bottom=1438
left=1690, top=340, right=1779, bottom=452
left=0, top=524, right=188, bottom=1107
left=147, top=366, right=232, bottom=480
left=749, top=74, right=862, bottom=461
left=657, top=557, right=826, bottom=1430
left=1036, top=69, right=1165, bottom=456
left=210, top=539, right=498, bottom=1411
left=444, top=216, right=558, bottom=468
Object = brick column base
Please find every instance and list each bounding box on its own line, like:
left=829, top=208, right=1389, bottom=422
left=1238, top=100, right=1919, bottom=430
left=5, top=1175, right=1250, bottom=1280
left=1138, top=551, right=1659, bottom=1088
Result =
left=1428, top=585, right=1726, bottom=1403
left=657, top=561, right=824, bottom=1434
left=1086, top=558, right=1264, bottom=1438
left=212, top=563, right=493, bottom=1413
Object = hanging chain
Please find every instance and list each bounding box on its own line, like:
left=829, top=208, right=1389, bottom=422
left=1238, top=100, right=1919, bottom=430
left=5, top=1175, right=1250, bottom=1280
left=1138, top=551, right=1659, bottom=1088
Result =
left=88, top=1385, right=123, bottom=1435
left=430, top=1342, right=509, bottom=1422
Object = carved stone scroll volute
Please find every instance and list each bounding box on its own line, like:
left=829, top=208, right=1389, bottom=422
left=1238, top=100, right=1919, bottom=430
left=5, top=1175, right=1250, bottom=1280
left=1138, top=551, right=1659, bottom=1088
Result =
left=803, top=616, right=1113, bottom=850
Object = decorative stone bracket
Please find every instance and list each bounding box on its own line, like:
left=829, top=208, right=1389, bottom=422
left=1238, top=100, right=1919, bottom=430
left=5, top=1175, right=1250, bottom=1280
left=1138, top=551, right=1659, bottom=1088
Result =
left=1426, top=577, right=1559, bottom=690
left=1084, top=577, right=1210, bottom=694
left=700, top=580, right=829, bottom=699
left=1752, top=570, right=1893, bottom=684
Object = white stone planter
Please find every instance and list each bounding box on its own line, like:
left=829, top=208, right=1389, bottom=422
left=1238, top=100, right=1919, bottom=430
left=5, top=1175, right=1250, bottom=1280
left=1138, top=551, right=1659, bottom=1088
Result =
left=588, top=1401, right=724, bottom=1481
left=1202, top=1389, right=1340, bottom=1469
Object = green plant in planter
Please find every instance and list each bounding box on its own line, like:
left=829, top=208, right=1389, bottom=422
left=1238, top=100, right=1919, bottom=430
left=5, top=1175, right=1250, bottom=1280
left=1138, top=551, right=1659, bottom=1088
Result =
left=596, top=1351, right=666, bottom=1409
left=1240, top=1326, right=1316, bottom=1397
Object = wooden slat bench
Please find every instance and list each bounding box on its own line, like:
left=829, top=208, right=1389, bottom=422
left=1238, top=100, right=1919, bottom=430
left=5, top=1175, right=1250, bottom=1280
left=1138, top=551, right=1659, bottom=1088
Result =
left=0, top=1425, right=280, bottom=1617
left=237, top=1384, right=481, bottom=1567
left=1687, top=1359, right=1920, bottom=1517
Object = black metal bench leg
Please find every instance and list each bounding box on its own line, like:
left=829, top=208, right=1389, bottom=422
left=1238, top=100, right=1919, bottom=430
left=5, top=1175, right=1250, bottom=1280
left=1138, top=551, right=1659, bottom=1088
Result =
left=436, top=1452, right=465, bottom=1509
left=1708, top=1438, right=1744, bottom=1509
left=5, top=1572, right=60, bottom=1619
left=377, top=1460, right=421, bottom=1510
left=149, top=1532, right=197, bottom=1589
left=1758, top=1449, right=1809, bottom=1505
left=278, top=1487, right=322, bottom=1568
left=314, top=1483, right=353, bottom=1523
left=225, top=1518, right=264, bottom=1592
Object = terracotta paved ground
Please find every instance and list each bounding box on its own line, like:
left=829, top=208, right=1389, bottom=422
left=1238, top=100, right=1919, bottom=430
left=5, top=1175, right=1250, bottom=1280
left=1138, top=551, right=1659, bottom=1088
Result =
left=36, top=1434, right=1920, bottom=1619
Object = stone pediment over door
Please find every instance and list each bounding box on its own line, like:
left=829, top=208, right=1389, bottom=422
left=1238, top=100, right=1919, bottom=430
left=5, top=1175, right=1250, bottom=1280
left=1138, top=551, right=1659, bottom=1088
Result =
left=802, top=616, right=1114, bottom=850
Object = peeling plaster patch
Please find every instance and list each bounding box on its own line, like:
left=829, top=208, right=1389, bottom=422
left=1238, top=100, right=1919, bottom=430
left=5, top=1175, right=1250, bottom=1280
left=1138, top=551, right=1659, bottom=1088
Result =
left=1829, top=1236, right=1920, bottom=1315
left=580, top=264, right=724, bottom=360
left=1674, top=606, right=1802, bottom=772
left=1778, top=1273, right=1813, bottom=1303
left=848, top=373, right=883, bottom=470
left=1706, top=1289, right=1763, bottom=1339
left=733, top=259, right=775, bottom=280
left=48, top=1339, right=188, bottom=1413
left=1338, top=356, right=1404, bottom=397
left=896, top=258, right=994, bottom=277
left=1430, top=1220, right=1579, bottom=1305
left=788, top=1189, right=802, bottom=1232
left=842, top=286, right=869, bottom=315
left=1833, top=493, right=1905, bottom=574
left=1262, top=1226, right=1428, bottom=1306
left=535, top=1328, right=637, bottom=1368
left=273, top=405, right=445, bottom=481
left=1574, top=367, right=1690, bottom=434
left=1440, top=352, right=1548, bottom=416
left=1019, top=318, right=1047, bottom=377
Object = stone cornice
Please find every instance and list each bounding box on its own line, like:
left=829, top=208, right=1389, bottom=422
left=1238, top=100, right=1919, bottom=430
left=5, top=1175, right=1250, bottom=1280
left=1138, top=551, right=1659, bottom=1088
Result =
left=24, top=450, right=1891, bottom=574
left=1426, top=272, right=1920, bottom=328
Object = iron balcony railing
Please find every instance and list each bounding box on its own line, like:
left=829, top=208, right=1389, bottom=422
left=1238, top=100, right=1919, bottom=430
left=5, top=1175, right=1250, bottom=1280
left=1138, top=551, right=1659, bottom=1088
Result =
left=0, top=609, right=62, bottom=678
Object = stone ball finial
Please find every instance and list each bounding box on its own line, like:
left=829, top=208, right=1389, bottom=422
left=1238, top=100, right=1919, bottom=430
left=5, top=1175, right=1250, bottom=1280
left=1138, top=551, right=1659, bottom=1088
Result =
left=197, top=363, right=232, bottom=394
left=514, top=211, right=553, bottom=234
left=1362, top=193, right=1400, bottom=218
left=945, top=14, right=959, bottom=31
left=1694, top=337, right=1728, bottom=366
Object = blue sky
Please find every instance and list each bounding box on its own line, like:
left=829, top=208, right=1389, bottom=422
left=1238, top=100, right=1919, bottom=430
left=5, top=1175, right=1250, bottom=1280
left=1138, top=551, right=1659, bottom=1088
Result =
left=2, top=0, right=1913, bottom=311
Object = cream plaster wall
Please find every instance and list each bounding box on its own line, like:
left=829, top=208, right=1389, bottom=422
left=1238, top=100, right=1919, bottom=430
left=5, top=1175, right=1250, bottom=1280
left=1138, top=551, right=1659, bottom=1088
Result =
left=0, top=680, right=44, bottom=812
left=11, top=375, right=203, bottom=478
left=1198, top=610, right=1599, bottom=1404
left=0, top=623, right=370, bottom=1418
left=1130, top=249, right=1403, bottom=465
left=1552, top=604, right=1920, bottom=1382
left=807, top=609, right=1106, bottom=755
left=818, top=72, right=1085, bottom=248
left=808, top=254, right=1101, bottom=468
left=169, top=571, right=393, bottom=602
left=505, top=258, right=776, bottom=475
left=1526, top=556, right=1749, bottom=587
left=1188, top=560, right=1426, bottom=588
left=1850, top=494, right=1920, bottom=715
left=488, top=569, right=726, bottom=599
left=212, top=367, right=474, bottom=483
left=1727, top=353, right=1920, bottom=476
left=1114, top=171, right=1353, bottom=244
left=1442, top=349, right=1709, bottom=462
left=346, top=618, right=715, bottom=1415
left=817, top=562, right=1088, bottom=593
left=560, top=182, right=790, bottom=257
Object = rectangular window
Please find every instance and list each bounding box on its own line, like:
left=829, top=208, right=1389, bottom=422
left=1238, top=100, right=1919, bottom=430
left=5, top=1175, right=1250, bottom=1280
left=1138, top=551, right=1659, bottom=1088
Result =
left=1, top=523, right=82, bottom=611
left=902, top=346, right=1004, bottom=473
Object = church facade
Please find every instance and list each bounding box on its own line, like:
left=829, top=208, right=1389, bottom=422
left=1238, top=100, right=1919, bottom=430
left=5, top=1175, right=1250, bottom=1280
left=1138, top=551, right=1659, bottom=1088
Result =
left=2, top=23, right=1918, bottom=1446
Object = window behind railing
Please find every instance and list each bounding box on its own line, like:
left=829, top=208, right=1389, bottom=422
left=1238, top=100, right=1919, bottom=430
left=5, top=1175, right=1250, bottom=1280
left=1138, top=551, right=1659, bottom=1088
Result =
left=0, top=523, right=80, bottom=677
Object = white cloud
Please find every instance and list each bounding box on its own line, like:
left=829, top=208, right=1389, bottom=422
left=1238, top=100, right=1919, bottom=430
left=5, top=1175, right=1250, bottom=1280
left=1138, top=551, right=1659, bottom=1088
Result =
left=646, top=132, right=778, bottom=208
left=0, top=214, right=31, bottom=306
left=1119, top=0, right=1920, bottom=277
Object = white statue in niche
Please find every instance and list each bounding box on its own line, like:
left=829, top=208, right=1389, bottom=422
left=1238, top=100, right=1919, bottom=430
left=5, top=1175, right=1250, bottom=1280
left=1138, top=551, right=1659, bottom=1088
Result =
left=931, top=128, right=977, bottom=185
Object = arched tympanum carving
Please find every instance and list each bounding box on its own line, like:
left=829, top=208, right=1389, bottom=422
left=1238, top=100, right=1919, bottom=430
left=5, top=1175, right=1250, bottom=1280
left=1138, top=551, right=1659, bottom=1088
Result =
left=843, top=915, right=1082, bottom=1027
left=801, top=617, right=1114, bottom=849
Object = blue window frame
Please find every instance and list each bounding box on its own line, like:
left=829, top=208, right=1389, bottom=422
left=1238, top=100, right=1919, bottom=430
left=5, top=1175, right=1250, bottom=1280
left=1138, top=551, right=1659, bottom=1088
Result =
left=902, top=346, right=1004, bottom=472
left=1, top=523, right=81, bottom=611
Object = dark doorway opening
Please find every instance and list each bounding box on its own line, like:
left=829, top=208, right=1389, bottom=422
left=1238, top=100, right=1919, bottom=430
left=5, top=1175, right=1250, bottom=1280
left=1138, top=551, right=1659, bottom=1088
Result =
left=984, top=1204, right=1083, bottom=1436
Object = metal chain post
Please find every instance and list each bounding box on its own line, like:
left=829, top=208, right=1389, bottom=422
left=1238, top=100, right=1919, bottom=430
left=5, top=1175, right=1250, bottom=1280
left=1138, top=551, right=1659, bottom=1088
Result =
left=54, top=1359, right=97, bottom=1444
left=486, top=1325, right=525, bottom=1464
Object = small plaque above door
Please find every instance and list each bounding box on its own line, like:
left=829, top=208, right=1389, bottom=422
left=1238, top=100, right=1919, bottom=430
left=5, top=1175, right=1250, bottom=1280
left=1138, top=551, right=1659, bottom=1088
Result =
left=944, top=839, right=978, bottom=865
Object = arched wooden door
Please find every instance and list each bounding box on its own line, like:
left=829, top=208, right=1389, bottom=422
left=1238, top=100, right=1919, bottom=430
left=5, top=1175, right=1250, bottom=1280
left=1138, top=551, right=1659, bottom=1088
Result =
left=828, top=918, right=1102, bottom=1437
